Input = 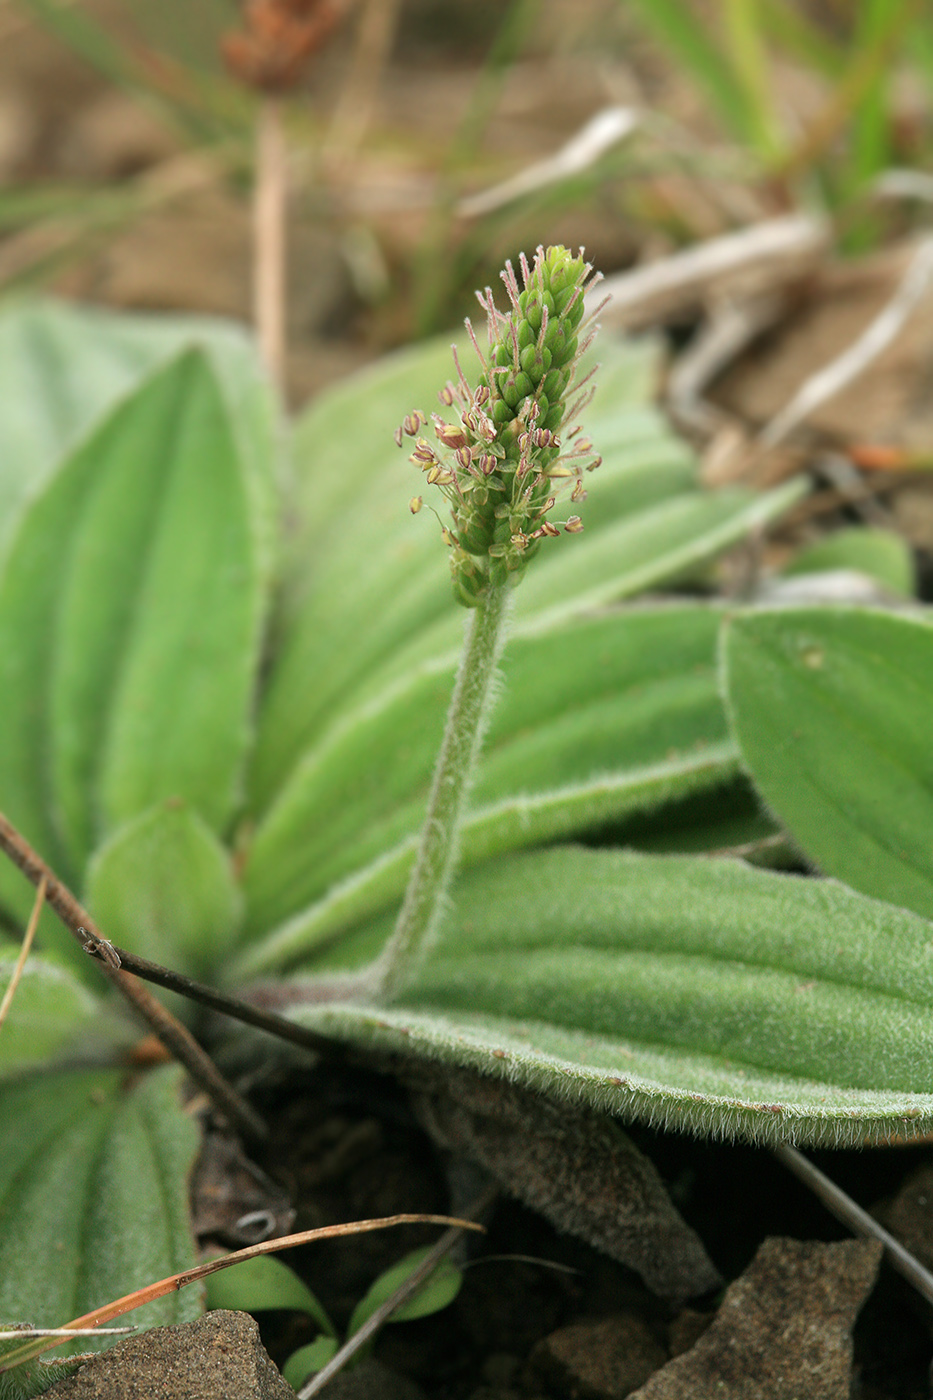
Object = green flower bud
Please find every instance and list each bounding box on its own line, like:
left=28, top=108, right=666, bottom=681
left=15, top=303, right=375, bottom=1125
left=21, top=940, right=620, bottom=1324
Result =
left=399, top=245, right=604, bottom=607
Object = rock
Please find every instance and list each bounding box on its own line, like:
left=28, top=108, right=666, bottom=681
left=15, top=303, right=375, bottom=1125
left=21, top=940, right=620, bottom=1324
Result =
left=529, top=1314, right=667, bottom=1400
left=43, top=1310, right=294, bottom=1399
left=628, top=1236, right=882, bottom=1399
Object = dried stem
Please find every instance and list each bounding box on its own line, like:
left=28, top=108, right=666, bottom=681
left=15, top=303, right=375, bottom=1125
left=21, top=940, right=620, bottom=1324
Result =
left=0, top=811, right=266, bottom=1141
left=0, top=873, right=45, bottom=1028
left=254, top=96, right=288, bottom=389
left=774, top=1143, right=933, bottom=1307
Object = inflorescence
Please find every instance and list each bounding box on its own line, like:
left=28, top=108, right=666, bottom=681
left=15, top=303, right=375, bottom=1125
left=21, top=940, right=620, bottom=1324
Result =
left=397, top=245, right=605, bottom=607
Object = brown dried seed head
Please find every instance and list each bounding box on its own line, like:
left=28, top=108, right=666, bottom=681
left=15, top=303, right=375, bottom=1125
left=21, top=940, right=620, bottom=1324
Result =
left=222, top=0, right=347, bottom=93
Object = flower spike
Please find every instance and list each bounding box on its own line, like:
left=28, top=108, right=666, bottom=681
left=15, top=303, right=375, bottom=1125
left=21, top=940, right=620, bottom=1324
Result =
left=398, top=245, right=603, bottom=607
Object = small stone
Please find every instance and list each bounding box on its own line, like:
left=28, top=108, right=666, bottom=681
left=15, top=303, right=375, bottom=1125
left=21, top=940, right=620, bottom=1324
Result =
left=628, top=1236, right=882, bottom=1399
left=529, top=1314, right=667, bottom=1400
left=42, top=1310, right=294, bottom=1400
left=665, top=1308, right=713, bottom=1358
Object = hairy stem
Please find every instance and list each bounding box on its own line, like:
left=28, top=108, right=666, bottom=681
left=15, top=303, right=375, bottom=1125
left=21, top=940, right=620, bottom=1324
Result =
left=375, top=582, right=511, bottom=1001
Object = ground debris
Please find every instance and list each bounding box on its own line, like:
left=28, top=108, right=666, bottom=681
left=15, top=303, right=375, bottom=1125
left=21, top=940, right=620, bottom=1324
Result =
left=628, top=1236, right=882, bottom=1399
left=528, top=1313, right=667, bottom=1400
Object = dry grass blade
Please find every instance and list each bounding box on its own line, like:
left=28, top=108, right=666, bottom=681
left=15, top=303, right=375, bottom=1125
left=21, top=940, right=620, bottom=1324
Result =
left=0, top=1215, right=484, bottom=1374
left=0, top=874, right=46, bottom=1029
left=0, top=1327, right=134, bottom=1339
left=325, top=0, right=401, bottom=161
left=457, top=107, right=640, bottom=219
left=593, top=214, right=829, bottom=333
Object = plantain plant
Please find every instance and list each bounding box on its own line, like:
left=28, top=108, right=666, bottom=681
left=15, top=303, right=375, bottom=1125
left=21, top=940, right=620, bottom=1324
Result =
left=0, top=251, right=930, bottom=1382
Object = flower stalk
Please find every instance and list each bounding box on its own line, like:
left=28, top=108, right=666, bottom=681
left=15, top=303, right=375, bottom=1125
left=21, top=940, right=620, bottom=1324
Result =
left=375, top=579, right=509, bottom=1001
left=375, top=245, right=603, bottom=1002
left=222, top=0, right=350, bottom=389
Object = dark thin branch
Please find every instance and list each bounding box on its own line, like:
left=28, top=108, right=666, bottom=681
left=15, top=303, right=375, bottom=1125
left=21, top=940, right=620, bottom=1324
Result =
left=0, top=811, right=267, bottom=1141
left=81, top=939, right=341, bottom=1056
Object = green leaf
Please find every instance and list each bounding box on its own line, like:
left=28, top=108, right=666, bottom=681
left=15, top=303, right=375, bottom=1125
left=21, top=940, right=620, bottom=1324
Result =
left=0, top=350, right=267, bottom=929
left=84, top=802, right=243, bottom=978
left=235, top=604, right=738, bottom=973
left=722, top=606, right=933, bottom=919
left=0, top=953, right=127, bottom=1075
left=282, top=1337, right=340, bottom=1388
left=281, top=847, right=933, bottom=1147
left=347, top=1247, right=462, bottom=1337
left=0, top=1066, right=201, bottom=1360
left=205, top=1255, right=335, bottom=1337
left=0, top=299, right=277, bottom=563
left=782, top=527, right=914, bottom=596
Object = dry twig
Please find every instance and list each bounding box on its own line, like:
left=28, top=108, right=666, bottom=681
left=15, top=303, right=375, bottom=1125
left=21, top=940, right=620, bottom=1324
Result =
left=757, top=235, right=933, bottom=451
left=592, top=214, right=829, bottom=333
left=0, top=811, right=266, bottom=1141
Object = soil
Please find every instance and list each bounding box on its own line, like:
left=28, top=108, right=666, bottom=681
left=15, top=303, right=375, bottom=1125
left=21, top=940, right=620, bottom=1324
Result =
left=232, top=1060, right=933, bottom=1398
